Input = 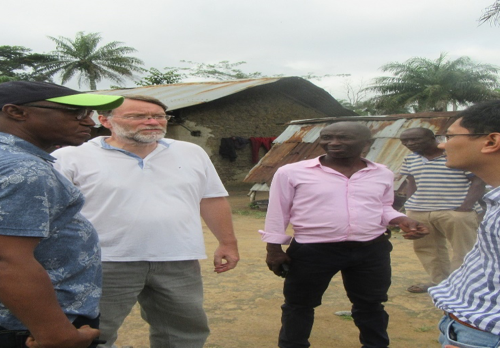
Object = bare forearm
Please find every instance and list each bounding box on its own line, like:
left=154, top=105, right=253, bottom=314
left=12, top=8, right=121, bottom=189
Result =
left=266, top=243, right=283, bottom=253
left=201, top=197, right=239, bottom=272
left=405, top=176, right=416, bottom=198
left=459, top=177, right=485, bottom=210
left=200, top=197, right=237, bottom=245
left=0, top=235, right=96, bottom=348
left=0, top=260, right=79, bottom=346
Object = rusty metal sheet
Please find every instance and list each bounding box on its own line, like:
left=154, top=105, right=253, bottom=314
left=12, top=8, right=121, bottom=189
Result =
left=244, top=142, right=325, bottom=184
left=244, top=112, right=462, bottom=191
left=92, top=78, right=281, bottom=111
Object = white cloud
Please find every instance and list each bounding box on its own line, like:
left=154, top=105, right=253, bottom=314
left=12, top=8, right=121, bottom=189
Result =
left=2, top=0, right=498, bottom=99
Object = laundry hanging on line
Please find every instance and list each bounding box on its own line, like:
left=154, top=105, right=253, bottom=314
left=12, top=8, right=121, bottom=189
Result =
left=219, top=137, right=250, bottom=162
left=249, top=137, right=276, bottom=163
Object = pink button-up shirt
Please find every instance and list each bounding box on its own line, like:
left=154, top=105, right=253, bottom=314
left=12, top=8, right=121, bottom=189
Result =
left=259, top=156, right=405, bottom=245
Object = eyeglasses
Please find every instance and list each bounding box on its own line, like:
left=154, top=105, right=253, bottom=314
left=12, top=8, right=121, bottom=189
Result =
left=113, top=114, right=173, bottom=121
left=436, top=133, right=490, bottom=143
left=23, top=104, right=94, bottom=120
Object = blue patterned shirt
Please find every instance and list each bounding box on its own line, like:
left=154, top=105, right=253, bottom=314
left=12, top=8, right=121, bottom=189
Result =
left=0, top=133, right=101, bottom=330
left=430, top=186, right=500, bottom=334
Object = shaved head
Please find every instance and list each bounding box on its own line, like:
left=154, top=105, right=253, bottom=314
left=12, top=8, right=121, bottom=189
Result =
left=401, top=127, right=435, bottom=139
left=321, top=122, right=372, bottom=140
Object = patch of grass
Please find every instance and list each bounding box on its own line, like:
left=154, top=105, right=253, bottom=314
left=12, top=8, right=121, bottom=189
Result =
left=335, top=311, right=353, bottom=321
left=415, top=325, right=433, bottom=332
left=232, top=209, right=267, bottom=218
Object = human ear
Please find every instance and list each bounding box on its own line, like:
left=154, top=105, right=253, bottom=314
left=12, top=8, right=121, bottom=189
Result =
left=1, top=104, right=28, bottom=121
left=98, top=114, right=113, bottom=130
left=481, top=133, right=500, bottom=154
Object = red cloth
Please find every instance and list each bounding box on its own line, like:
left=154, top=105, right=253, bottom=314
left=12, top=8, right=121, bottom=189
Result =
left=250, top=137, right=276, bottom=163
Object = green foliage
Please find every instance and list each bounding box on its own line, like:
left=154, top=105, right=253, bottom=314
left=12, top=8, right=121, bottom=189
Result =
left=36, top=32, right=144, bottom=90
left=177, top=60, right=263, bottom=81
left=231, top=209, right=266, bottom=219
left=480, top=0, right=500, bottom=25
left=135, top=67, right=185, bottom=86
left=366, top=53, right=500, bottom=113
left=136, top=60, right=347, bottom=86
left=415, top=325, right=433, bottom=333
left=0, top=45, right=55, bottom=82
left=301, top=72, right=350, bottom=80
left=338, top=98, right=409, bottom=116
left=338, top=99, right=370, bottom=115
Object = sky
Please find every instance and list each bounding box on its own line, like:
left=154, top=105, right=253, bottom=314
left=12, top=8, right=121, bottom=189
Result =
left=2, top=0, right=499, bottom=101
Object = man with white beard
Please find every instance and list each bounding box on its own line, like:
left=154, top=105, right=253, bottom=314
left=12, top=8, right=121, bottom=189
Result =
left=52, top=95, right=239, bottom=348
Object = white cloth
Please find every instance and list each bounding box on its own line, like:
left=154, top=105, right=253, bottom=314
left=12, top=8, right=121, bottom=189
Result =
left=52, top=137, right=228, bottom=262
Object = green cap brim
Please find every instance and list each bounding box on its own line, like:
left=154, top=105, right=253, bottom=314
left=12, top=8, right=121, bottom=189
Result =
left=46, top=94, right=124, bottom=109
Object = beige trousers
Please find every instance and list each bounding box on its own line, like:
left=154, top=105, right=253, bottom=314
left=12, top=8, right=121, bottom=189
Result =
left=406, top=210, right=479, bottom=284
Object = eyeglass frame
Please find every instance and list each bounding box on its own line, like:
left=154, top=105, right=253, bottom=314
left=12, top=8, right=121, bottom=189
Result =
left=22, top=104, right=94, bottom=120
left=435, top=133, right=490, bottom=143
left=111, top=114, right=173, bottom=121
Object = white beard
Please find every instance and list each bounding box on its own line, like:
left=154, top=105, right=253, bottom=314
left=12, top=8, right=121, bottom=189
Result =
left=110, top=121, right=166, bottom=144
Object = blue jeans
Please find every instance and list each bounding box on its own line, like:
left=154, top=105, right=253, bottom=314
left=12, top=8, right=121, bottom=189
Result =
left=438, top=315, right=500, bottom=348
left=279, top=239, right=392, bottom=348
left=98, top=261, right=209, bottom=348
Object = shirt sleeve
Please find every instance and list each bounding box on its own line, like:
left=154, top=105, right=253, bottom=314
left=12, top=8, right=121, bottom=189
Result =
left=0, top=159, right=52, bottom=237
left=200, top=150, right=229, bottom=198
left=399, top=156, right=410, bottom=176
left=258, top=168, right=294, bottom=245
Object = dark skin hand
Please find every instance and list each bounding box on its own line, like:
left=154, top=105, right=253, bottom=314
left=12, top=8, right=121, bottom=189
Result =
left=266, top=243, right=291, bottom=277
left=390, top=216, right=429, bottom=240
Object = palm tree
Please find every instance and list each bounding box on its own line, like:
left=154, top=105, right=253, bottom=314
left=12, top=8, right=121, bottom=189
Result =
left=0, top=45, right=57, bottom=82
left=480, top=0, right=500, bottom=25
left=37, top=32, right=144, bottom=90
left=367, top=53, right=500, bottom=112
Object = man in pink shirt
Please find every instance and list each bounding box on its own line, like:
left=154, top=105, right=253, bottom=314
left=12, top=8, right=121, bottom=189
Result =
left=260, top=122, right=428, bottom=348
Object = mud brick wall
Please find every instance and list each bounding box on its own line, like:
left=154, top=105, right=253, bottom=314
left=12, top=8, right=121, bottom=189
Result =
left=167, top=88, right=328, bottom=184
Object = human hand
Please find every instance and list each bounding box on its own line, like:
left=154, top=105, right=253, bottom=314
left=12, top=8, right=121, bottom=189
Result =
left=25, top=325, right=100, bottom=348
left=266, top=244, right=291, bottom=277
left=390, top=217, right=429, bottom=240
left=214, top=243, right=240, bottom=273
left=402, top=229, right=429, bottom=240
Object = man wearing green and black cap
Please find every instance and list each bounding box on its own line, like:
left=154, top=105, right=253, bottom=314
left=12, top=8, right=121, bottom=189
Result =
left=0, top=81, right=123, bottom=348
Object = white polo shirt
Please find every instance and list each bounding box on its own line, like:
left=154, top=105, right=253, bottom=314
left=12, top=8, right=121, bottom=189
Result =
left=52, top=137, right=228, bottom=262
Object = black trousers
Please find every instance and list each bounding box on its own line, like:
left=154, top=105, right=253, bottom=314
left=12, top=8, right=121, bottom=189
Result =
left=278, top=238, right=392, bottom=348
left=0, top=315, right=100, bottom=348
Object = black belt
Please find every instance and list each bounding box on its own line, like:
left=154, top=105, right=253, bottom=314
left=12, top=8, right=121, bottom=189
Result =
left=0, top=328, right=29, bottom=348
left=331, top=230, right=391, bottom=249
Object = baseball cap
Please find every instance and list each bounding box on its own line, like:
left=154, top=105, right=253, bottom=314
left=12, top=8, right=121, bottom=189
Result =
left=0, top=81, right=124, bottom=109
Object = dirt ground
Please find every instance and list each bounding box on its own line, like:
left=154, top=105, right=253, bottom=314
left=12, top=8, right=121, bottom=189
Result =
left=114, top=189, right=443, bottom=348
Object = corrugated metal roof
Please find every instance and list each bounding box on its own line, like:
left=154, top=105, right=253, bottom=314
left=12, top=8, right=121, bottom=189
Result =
left=93, top=78, right=281, bottom=111
left=93, top=77, right=357, bottom=118
left=243, top=112, right=459, bottom=191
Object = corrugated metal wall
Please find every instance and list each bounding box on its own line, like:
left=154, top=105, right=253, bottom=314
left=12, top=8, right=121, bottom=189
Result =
left=244, top=112, right=459, bottom=193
